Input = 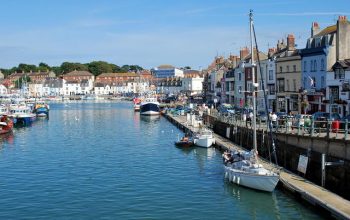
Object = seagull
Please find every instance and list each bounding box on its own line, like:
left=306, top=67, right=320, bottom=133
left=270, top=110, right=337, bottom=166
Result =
left=75, top=116, right=79, bottom=121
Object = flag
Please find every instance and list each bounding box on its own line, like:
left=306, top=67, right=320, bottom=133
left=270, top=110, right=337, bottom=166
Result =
left=308, top=76, right=314, bottom=87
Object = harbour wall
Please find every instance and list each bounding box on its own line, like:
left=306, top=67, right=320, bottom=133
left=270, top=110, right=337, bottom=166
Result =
left=203, top=114, right=350, bottom=200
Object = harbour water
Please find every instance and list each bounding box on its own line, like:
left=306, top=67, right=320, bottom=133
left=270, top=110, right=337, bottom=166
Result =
left=0, top=102, right=324, bottom=219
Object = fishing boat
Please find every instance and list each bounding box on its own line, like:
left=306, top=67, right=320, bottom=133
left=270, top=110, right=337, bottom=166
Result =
left=8, top=104, right=37, bottom=126
left=193, top=128, right=215, bottom=148
left=33, top=101, right=50, bottom=117
left=223, top=10, right=279, bottom=192
left=140, top=95, right=160, bottom=116
left=0, top=115, right=13, bottom=134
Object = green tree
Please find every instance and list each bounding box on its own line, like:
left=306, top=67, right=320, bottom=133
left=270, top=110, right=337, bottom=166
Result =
left=60, top=62, right=88, bottom=74
left=38, top=62, right=51, bottom=72
left=51, top=66, right=63, bottom=76
left=88, top=61, right=114, bottom=76
left=17, top=63, right=38, bottom=72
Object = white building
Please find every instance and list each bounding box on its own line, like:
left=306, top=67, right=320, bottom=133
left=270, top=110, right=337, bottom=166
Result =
left=234, top=63, right=245, bottom=108
left=28, top=82, right=44, bottom=97
left=325, top=59, right=350, bottom=116
left=181, top=77, right=203, bottom=95
left=0, top=84, right=8, bottom=95
left=257, top=58, right=276, bottom=113
left=152, top=65, right=184, bottom=78
left=43, top=78, right=63, bottom=96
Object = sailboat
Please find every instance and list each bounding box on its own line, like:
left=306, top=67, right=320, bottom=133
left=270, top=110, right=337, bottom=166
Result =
left=223, top=10, right=279, bottom=192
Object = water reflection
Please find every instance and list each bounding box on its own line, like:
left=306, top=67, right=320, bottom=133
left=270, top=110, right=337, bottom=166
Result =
left=224, top=181, right=281, bottom=218
left=0, top=132, right=14, bottom=148
left=140, top=115, right=160, bottom=122
left=193, top=147, right=217, bottom=174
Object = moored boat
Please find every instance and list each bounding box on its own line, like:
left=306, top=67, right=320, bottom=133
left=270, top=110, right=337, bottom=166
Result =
left=175, top=135, right=194, bottom=148
left=223, top=10, right=279, bottom=192
left=0, top=104, right=9, bottom=116
left=0, top=115, right=13, bottom=134
left=33, top=101, right=50, bottom=117
left=140, top=96, right=160, bottom=116
left=133, top=97, right=142, bottom=111
left=9, top=104, right=37, bottom=126
left=193, top=129, right=215, bottom=148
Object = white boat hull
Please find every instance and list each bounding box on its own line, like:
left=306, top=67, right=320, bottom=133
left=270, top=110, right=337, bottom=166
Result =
left=140, top=110, right=160, bottom=115
left=194, top=137, right=215, bottom=148
left=224, top=166, right=279, bottom=192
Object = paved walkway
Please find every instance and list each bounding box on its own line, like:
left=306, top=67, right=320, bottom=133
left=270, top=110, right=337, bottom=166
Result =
left=167, top=114, right=350, bottom=220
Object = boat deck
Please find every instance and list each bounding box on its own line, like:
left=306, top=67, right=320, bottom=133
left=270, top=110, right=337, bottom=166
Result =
left=165, top=114, right=350, bottom=220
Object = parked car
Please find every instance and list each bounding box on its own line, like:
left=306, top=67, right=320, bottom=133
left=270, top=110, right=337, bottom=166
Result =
left=218, top=104, right=235, bottom=115
left=257, top=111, right=268, bottom=122
left=312, top=112, right=341, bottom=129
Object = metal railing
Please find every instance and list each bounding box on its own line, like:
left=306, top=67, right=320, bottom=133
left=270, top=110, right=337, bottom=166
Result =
left=208, top=111, right=349, bottom=140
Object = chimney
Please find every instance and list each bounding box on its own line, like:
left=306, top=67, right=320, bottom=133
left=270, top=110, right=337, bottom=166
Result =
left=240, top=47, right=250, bottom=59
left=268, top=47, right=277, bottom=58
left=287, top=34, right=295, bottom=51
left=336, top=15, right=350, bottom=60
left=311, top=22, right=320, bottom=37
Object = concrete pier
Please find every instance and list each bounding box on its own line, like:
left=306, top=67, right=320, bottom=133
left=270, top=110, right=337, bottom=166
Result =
left=164, top=113, right=350, bottom=220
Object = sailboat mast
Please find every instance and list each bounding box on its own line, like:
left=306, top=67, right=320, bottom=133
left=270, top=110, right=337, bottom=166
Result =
left=249, top=10, right=258, bottom=158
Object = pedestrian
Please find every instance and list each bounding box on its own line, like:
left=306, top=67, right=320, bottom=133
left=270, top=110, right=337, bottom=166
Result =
left=271, top=112, right=277, bottom=128
left=243, top=112, right=247, bottom=127
left=249, top=111, right=253, bottom=126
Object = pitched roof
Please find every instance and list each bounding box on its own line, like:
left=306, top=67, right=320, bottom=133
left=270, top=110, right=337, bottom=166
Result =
left=157, top=64, right=175, bottom=69
left=333, top=59, right=350, bottom=70
left=97, top=72, right=139, bottom=77
left=65, top=70, right=93, bottom=76
left=314, top=25, right=337, bottom=37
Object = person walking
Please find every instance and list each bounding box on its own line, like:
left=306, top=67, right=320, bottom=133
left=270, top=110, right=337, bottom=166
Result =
left=271, top=112, right=277, bottom=129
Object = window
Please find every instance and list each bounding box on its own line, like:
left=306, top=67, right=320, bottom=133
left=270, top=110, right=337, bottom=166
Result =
left=287, top=66, right=290, bottom=72
left=293, top=79, right=297, bottom=91
left=268, top=70, right=273, bottom=80
left=268, top=84, right=275, bottom=95
left=335, top=68, right=345, bottom=79
left=321, top=59, right=325, bottom=71
left=314, top=60, right=317, bottom=72
left=321, top=76, right=325, bottom=88
left=277, top=79, right=285, bottom=92
left=329, top=86, right=339, bottom=102
left=293, top=65, right=296, bottom=72
left=280, top=66, right=283, bottom=73
left=310, top=60, right=313, bottom=72
left=239, top=73, right=241, bottom=81
left=286, top=79, right=290, bottom=91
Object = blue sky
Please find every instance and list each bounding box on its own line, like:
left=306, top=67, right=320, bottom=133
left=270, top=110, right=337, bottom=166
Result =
left=0, top=0, right=349, bottom=69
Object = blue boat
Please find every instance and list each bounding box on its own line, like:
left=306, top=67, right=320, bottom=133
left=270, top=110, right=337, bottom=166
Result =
left=33, top=101, right=50, bottom=117
left=9, top=104, right=37, bottom=126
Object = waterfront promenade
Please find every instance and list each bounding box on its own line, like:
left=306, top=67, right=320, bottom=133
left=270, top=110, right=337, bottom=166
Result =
left=164, top=113, right=350, bottom=220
